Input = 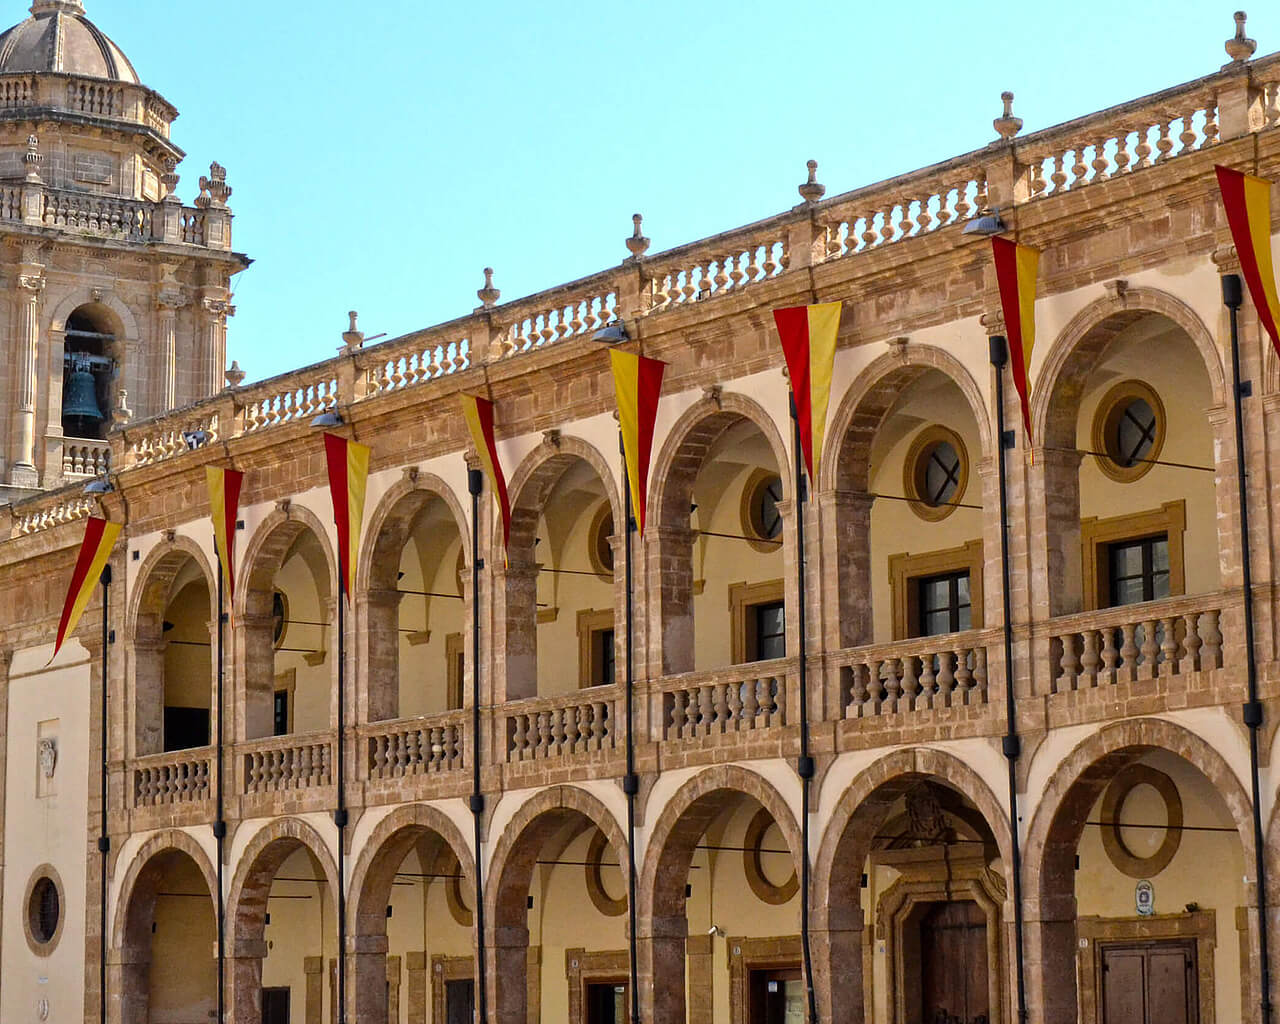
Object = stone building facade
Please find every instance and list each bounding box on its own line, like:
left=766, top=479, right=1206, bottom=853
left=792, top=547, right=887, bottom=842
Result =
left=1, top=4, right=1279, bottom=1024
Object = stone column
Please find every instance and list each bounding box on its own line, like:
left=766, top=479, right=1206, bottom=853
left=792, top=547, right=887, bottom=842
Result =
left=130, top=637, right=166, bottom=756
left=155, top=290, right=185, bottom=412
left=489, top=922, right=531, bottom=1024
left=636, top=914, right=688, bottom=1023
left=811, top=904, right=863, bottom=1022
left=239, top=612, right=276, bottom=741
left=347, top=932, right=389, bottom=1023
left=1022, top=892, right=1077, bottom=1024
left=200, top=295, right=233, bottom=399
left=387, top=955, right=401, bottom=1021
left=649, top=525, right=695, bottom=676
left=303, top=956, right=324, bottom=1024
left=405, top=951, right=427, bottom=1024
left=10, top=266, right=45, bottom=486
left=363, top=588, right=403, bottom=722
left=492, top=561, right=538, bottom=701
left=228, top=937, right=269, bottom=1024
left=685, top=932, right=713, bottom=1024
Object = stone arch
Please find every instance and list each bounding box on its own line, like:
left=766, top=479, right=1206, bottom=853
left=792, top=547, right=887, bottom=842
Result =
left=357, top=472, right=471, bottom=596
left=822, top=344, right=994, bottom=494
left=484, top=786, right=628, bottom=1024
left=346, top=804, right=476, bottom=1022
left=1022, top=717, right=1256, bottom=1024
left=47, top=287, right=141, bottom=343
left=810, top=748, right=1013, bottom=1021
left=109, top=830, right=219, bottom=1024
left=647, top=393, right=791, bottom=675
left=819, top=345, right=993, bottom=647
left=637, top=765, right=803, bottom=1024
left=225, top=818, right=340, bottom=1024
left=357, top=473, right=470, bottom=721
left=235, top=502, right=337, bottom=621
left=498, top=436, right=623, bottom=700
left=127, top=535, right=218, bottom=756
left=504, top=434, right=623, bottom=555
left=1030, top=287, right=1225, bottom=450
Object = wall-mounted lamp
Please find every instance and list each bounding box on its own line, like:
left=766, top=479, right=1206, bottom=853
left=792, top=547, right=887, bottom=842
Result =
left=310, top=410, right=344, bottom=428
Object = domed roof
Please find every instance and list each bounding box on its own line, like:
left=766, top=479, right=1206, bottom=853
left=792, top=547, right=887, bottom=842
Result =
left=0, top=1, right=138, bottom=85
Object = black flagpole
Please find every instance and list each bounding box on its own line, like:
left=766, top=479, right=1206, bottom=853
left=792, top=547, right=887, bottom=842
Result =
left=336, top=581, right=348, bottom=1023
left=789, top=399, right=818, bottom=1024
left=98, top=564, right=111, bottom=1024
left=215, top=552, right=227, bottom=1024
left=469, top=467, right=490, bottom=1024
left=620, top=437, right=641, bottom=1024
left=990, top=336, right=1029, bottom=1023
left=1222, top=272, right=1272, bottom=1024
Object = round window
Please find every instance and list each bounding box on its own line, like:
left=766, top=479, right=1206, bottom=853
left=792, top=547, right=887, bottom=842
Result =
left=1092, top=381, right=1166, bottom=483
left=24, top=869, right=63, bottom=954
left=904, top=426, right=969, bottom=522
left=588, top=506, right=614, bottom=578
left=743, top=472, right=785, bottom=547
left=271, top=591, right=287, bottom=647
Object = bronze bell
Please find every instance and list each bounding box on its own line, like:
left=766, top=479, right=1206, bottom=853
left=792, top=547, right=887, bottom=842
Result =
left=62, top=355, right=106, bottom=427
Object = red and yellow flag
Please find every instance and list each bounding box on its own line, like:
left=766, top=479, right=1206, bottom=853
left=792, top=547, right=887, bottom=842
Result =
left=460, top=394, right=512, bottom=551
left=52, top=516, right=121, bottom=661
left=206, top=467, right=244, bottom=601
left=323, top=433, right=370, bottom=598
left=610, top=350, right=666, bottom=536
left=772, top=301, right=841, bottom=483
left=1216, top=166, right=1280, bottom=354
left=992, top=236, right=1040, bottom=441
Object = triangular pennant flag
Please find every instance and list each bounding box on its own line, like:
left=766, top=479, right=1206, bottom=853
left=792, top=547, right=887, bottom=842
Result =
left=772, top=302, right=841, bottom=483
left=52, top=516, right=121, bottom=661
left=991, top=236, right=1040, bottom=442
left=609, top=350, right=666, bottom=536
left=323, top=433, right=370, bottom=598
left=1216, top=166, right=1280, bottom=355
left=206, top=467, right=244, bottom=601
left=459, top=394, right=512, bottom=551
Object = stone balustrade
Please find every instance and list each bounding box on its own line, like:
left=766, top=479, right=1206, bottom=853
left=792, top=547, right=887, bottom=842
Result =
left=122, top=413, right=219, bottom=469
left=1048, top=594, right=1226, bottom=694
left=364, top=714, right=466, bottom=778
left=361, top=326, right=472, bottom=397
left=504, top=686, right=621, bottom=762
left=642, top=222, right=788, bottom=313
left=835, top=631, right=992, bottom=719
left=61, top=437, right=110, bottom=477
left=131, top=748, right=212, bottom=808
left=40, top=185, right=153, bottom=239
left=241, top=375, right=338, bottom=433
left=660, top=662, right=788, bottom=741
left=0, top=72, right=174, bottom=137
left=10, top=491, right=95, bottom=535
left=242, top=734, right=333, bottom=795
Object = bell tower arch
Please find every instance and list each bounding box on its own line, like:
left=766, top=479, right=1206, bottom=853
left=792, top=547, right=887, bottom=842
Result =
left=0, top=0, right=250, bottom=498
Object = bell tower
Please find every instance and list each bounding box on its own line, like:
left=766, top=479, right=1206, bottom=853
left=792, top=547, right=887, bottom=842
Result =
left=0, top=0, right=250, bottom=499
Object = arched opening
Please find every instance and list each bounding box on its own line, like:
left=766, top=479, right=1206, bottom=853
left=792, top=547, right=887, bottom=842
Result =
left=132, top=548, right=215, bottom=756
left=364, top=488, right=468, bottom=722
left=1037, top=309, right=1222, bottom=619
left=1027, top=726, right=1253, bottom=1024
left=348, top=813, right=476, bottom=1024
left=503, top=450, right=619, bottom=700
left=487, top=791, right=629, bottom=1024
left=61, top=304, right=118, bottom=441
left=641, top=775, right=804, bottom=1024
left=654, top=408, right=787, bottom=675
left=242, top=519, right=334, bottom=740
left=829, top=359, right=990, bottom=652
left=114, top=845, right=217, bottom=1024
left=228, top=828, right=338, bottom=1024
left=814, top=754, right=1010, bottom=1023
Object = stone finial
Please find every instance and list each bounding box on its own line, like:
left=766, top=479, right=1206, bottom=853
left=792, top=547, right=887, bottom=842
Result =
left=993, top=92, right=1023, bottom=141
left=224, top=361, right=246, bottom=389
left=1225, top=11, right=1256, bottom=63
left=160, top=157, right=180, bottom=203
left=23, top=134, right=41, bottom=182
left=477, top=267, right=500, bottom=309
left=625, top=214, right=650, bottom=259
left=798, top=160, right=825, bottom=203
left=342, top=310, right=365, bottom=351
left=197, top=162, right=231, bottom=209
left=111, top=387, right=132, bottom=428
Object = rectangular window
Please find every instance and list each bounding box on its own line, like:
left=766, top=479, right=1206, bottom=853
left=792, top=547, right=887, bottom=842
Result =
left=163, top=706, right=210, bottom=752
left=594, top=628, right=616, bottom=686
left=752, top=600, right=786, bottom=662
left=446, top=632, right=464, bottom=710
left=272, top=690, right=289, bottom=737
left=1107, top=534, right=1170, bottom=607
left=915, top=571, right=971, bottom=637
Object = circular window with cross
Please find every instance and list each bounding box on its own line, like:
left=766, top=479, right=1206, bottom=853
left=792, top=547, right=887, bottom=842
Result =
left=904, top=426, right=969, bottom=522
left=1093, top=380, right=1166, bottom=483
left=741, top=470, right=786, bottom=552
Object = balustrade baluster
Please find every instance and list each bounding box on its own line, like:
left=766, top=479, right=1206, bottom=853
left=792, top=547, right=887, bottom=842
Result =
left=1100, top=629, right=1120, bottom=685
left=1139, top=620, right=1159, bottom=680
left=953, top=648, right=973, bottom=705
left=741, top=679, right=758, bottom=725
left=1091, top=139, right=1110, bottom=181
left=866, top=659, right=885, bottom=715
left=698, top=686, right=714, bottom=736
left=550, top=709, right=566, bottom=756
left=512, top=714, right=527, bottom=759
left=712, top=683, right=729, bottom=733
left=727, top=681, right=743, bottom=729
left=936, top=651, right=955, bottom=709
left=883, top=659, right=903, bottom=714
left=536, top=711, right=551, bottom=757
left=592, top=702, right=609, bottom=747
left=1057, top=633, right=1080, bottom=693
left=1200, top=609, right=1223, bottom=668
left=1080, top=630, right=1101, bottom=688
left=1118, top=624, right=1140, bottom=683
left=1071, top=146, right=1089, bottom=185
left=1182, top=612, right=1203, bottom=672
left=913, top=655, right=932, bottom=711
left=1202, top=103, right=1219, bottom=146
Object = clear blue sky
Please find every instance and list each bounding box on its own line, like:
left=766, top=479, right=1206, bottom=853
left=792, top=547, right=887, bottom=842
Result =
left=78, top=0, right=1264, bottom=382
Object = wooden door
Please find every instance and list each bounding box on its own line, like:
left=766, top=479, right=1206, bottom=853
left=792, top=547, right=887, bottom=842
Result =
left=748, top=966, right=804, bottom=1024
left=261, top=987, right=290, bottom=1024
left=919, top=900, right=988, bottom=1023
left=445, top=978, right=475, bottom=1024
left=1101, top=941, right=1196, bottom=1024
